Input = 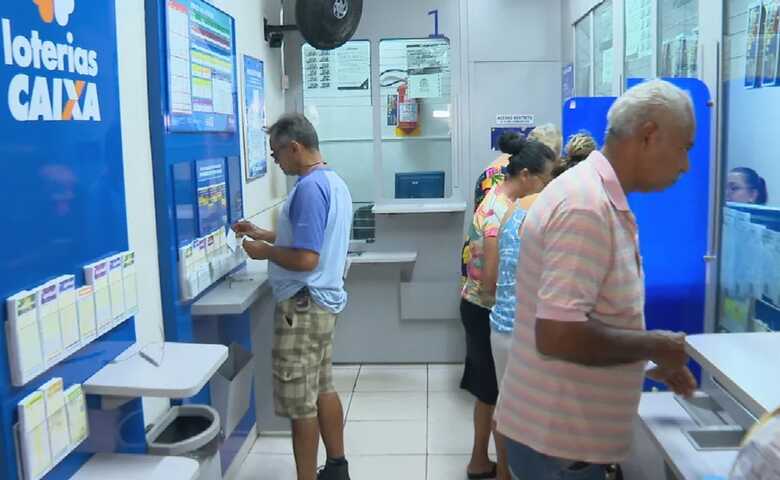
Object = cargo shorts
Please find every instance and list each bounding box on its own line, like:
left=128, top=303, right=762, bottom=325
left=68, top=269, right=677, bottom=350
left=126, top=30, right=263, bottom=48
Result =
left=271, top=289, right=337, bottom=419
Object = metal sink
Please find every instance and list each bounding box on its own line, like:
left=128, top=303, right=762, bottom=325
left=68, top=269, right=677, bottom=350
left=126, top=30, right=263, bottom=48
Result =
left=683, top=426, right=745, bottom=451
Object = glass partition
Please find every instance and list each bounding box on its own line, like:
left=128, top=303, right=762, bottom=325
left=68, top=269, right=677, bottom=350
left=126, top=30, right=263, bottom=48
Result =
left=379, top=38, right=453, bottom=199
left=658, top=0, right=699, bottom=77
left=717, top=0, right=780, bottom=332
left=624, top=0, right=654, bottom=79
left=594, top=0, right=615, bottom=96
left=575, top=16, right=593, bottom=95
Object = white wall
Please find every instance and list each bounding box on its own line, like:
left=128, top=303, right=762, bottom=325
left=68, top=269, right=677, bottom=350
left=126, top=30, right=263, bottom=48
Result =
left=464, top=0, right=563, bottom=214
left=115, top=0, right=287, bottom=427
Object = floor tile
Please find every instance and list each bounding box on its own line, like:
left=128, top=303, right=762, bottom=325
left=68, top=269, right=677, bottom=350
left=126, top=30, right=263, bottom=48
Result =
left=348, top=392, right=427, bottom=421
left=236, top=454, right=296, bottom=480
left=427, top=454, right=472, bottom=480
left=339, top=392, right=352, bottom=420
left=428, top=364, right=464, bottom=392
left=347, top=455, right=426, bottom=480
left=428, top=418, right=496, bottom=456
left=344, top=420, right=427, bottom=455
left=355, top=366, right=427, bottom=392
left=428, top=390, right=473, bottom=422
left=251, top=435, right=294, bottom=455
left=333, top=366, right=360, bottom=393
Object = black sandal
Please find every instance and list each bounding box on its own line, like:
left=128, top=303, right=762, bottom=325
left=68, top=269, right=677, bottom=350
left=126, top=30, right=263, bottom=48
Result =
left=467, top=462, right=498, bottom=479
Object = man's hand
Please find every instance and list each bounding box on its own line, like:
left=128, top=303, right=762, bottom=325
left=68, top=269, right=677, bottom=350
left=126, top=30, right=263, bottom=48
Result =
left=242, top=239, right=273, bottom=260
left=649, top=331, right=689, bottom=371
left=647, top=365, right=697, bottom=398
left=232, top=221, right=275, bottom=243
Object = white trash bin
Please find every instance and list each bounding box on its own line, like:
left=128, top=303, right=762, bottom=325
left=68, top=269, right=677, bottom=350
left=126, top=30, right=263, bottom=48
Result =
left=146, top=405, right=222, bottom=480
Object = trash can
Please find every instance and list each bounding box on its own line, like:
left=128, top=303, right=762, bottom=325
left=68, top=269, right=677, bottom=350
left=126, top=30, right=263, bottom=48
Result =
left=210, top=342, right=255, bottom=439
left=147, top=405, right=222, bottom=480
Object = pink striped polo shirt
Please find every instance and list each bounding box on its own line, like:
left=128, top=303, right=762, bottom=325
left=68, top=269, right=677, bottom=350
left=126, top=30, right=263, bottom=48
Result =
left=495, top=150, right=646, bottom=464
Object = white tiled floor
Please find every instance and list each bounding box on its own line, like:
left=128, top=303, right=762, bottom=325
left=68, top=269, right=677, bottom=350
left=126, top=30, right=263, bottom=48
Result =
left=237, top=364, right=496, bottom=480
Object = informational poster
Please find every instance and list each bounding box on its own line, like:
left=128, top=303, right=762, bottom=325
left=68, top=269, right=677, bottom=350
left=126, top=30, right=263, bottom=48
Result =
left=242, top=56, right=267, bottom=180
left=625, top=0, right=653, bottom=58
left=303, top=41, right=371, bottom=104
left=380, top=38, right=451, bottom=100
left=601, top=47, right=614, bottom=84
left=196, top=158, right=228, bottom=236
left=562, top=64, right=574, bottom=101
left=745, top=2, right=766, bottom=89
left=166, top=0, right=237, bottom=132
left=496, top=114, right=535, bottom=126
left=406, top=41, right=450, bottom=99
left=762, top=0, right=780, bottom=86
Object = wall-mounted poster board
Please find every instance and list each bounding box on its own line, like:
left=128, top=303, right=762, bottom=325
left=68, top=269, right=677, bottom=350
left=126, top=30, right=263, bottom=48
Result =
left=166, top=0, right=237, bottom=132
left=242, top=56, right=267, bottom=180
left=745, top=2, right=766, bottom=89
left=0, top=1, right=140, bottom=478
left=303, top=41, right=371, bottom=106
left=196, top=158, right=228, bottom=237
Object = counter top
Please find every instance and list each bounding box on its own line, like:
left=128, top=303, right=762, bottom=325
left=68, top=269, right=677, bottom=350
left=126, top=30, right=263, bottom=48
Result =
left=348, top=251, right=418, bottom=264
left=372, top=202, right=467, bottom=214
left=71, top=454, right=199, bottom=480
left=191, top=262, right=271, bottom=316
left=687, top=332, right=780, bottom=417
left=639, top=392, right=738, bottom=480
left=84, top=342, right=228, bottom=399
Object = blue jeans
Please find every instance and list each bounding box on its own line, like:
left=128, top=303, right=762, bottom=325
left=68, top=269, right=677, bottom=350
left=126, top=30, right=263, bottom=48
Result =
left=506, top=438, right=607, bottom=480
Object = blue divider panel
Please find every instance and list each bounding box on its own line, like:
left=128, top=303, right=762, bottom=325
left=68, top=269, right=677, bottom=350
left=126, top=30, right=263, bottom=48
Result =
left=144, top=0, right=254, bottom=470
left=562, top=80, right=712, bottom=386
left=144, top=0, right=243, bottom=343
left=0, top=1, right=139, bottom=478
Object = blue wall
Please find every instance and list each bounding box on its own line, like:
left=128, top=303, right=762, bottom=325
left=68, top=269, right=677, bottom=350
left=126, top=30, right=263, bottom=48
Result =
left=562, top=78, right=711, bottom=345
left=0, top=1, right=141, bottom=478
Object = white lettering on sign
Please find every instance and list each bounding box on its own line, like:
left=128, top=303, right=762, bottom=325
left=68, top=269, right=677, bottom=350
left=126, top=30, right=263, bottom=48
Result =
left=2, top=1, right=102, bottom=123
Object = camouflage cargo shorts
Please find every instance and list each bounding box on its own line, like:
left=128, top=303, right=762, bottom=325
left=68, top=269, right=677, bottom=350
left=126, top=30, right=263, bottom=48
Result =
left=272, top=289, right=337, bottom=419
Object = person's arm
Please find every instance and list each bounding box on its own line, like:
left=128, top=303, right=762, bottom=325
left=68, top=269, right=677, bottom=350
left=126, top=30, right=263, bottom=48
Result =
left=536, top=317, right=688, bottom=369
left=246, top=176, right=328, bottom=272
left=532, top=206, right=690, bottom=372
left=243, top=240, right=318, bottom=271
left=480, top=236, right=499, bottom=298
left=232, top=220, right=276, bottom=243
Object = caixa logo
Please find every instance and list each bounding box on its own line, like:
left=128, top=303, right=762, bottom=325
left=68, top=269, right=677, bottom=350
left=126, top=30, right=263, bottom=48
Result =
left=2, top=0, right=101, bottom=122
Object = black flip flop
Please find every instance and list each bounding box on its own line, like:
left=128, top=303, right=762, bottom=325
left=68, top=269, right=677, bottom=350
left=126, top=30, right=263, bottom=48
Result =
left=467, top=462, right=497, bottom=479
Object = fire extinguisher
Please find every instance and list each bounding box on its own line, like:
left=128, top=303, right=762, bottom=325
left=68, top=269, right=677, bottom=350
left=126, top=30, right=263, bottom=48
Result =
left=397, top=83, right=419, bottom=133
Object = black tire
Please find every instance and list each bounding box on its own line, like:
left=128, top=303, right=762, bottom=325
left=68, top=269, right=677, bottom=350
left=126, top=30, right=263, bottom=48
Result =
left=296, top=0, right=363, bottom=50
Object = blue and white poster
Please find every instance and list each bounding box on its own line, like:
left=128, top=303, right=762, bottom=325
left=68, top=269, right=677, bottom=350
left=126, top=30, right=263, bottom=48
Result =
left=242, top=55, right=267, bottom=180
left=0, top=1, right=134, bottom=478
left=165, top=0, right=237, bottom=132
left=562, top=63, right=574, bottom=101
left=196, top=158, right=228, bottom=236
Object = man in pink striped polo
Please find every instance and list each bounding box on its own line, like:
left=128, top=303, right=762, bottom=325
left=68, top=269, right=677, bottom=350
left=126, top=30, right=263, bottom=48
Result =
left=495, top=79, right=698, bottom=480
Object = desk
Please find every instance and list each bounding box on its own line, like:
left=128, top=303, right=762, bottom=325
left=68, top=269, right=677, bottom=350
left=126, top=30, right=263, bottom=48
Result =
left=639, top=392, right=738, bottom=480
left=191, top=261, right=271, bottom=316
left=687, top=333, right=780, bottom=417
left=84, top=343, right=228, bottom=399
left=71, top=453, right=199, bottom=480
left=372, top=201, right=467, bottom=214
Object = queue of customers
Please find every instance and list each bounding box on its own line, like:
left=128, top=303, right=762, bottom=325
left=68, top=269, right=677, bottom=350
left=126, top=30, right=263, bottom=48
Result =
left=460, top=79, right=698, bottom=480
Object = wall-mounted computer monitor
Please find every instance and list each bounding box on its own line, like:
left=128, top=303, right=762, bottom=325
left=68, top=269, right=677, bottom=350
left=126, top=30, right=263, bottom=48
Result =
left=395, top=171, right=445, bottom=199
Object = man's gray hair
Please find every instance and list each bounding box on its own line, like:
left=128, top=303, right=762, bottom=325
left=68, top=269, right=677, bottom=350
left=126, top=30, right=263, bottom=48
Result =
left=606, top=79, right=694, bottom=142
left=267, top=113, right=320, bottom=151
